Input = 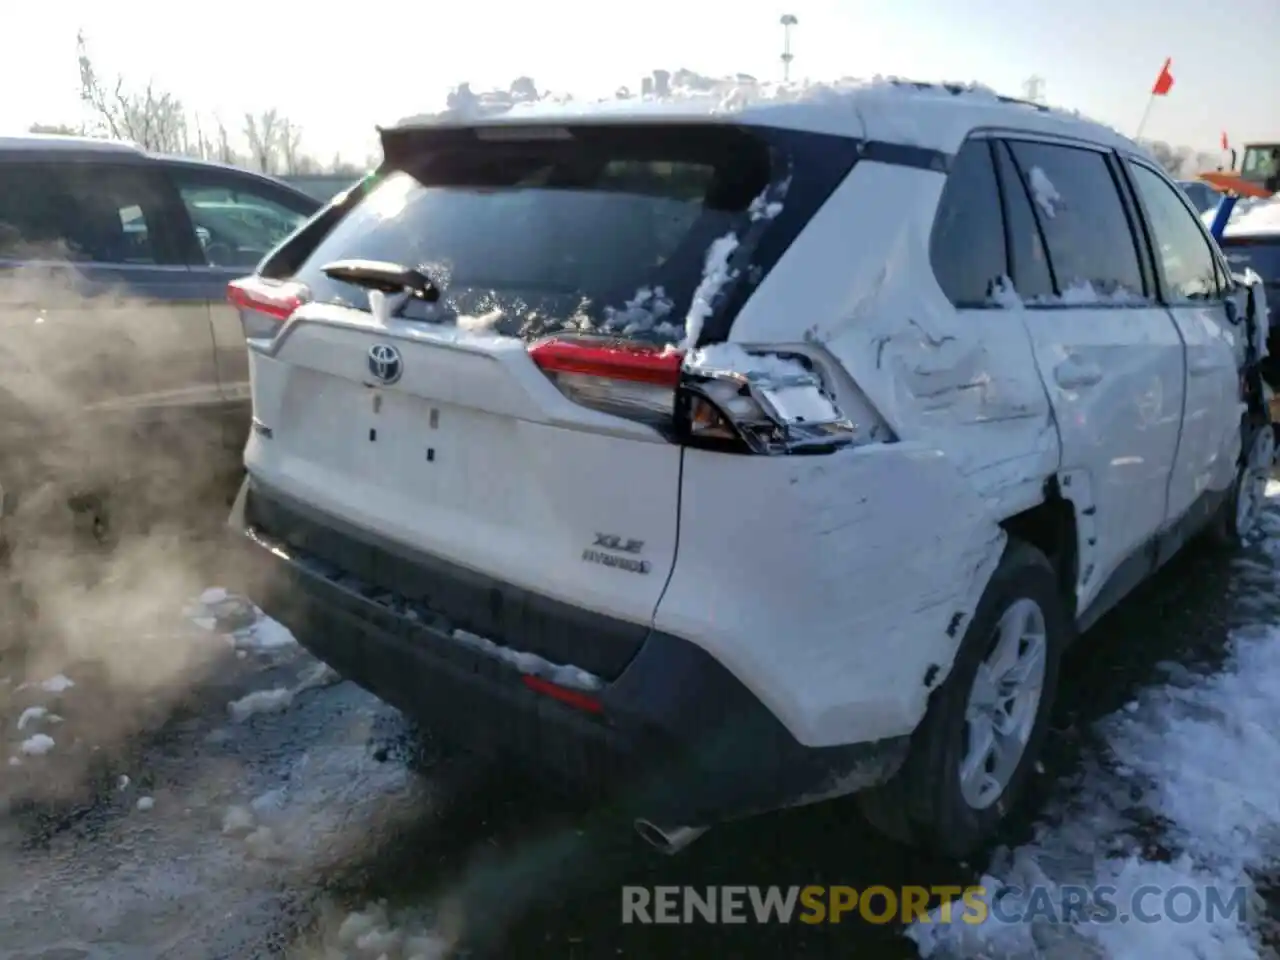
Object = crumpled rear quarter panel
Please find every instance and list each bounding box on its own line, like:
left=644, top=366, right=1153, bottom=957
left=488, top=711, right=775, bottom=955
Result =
left=654, top=443, right=1005, bottom=748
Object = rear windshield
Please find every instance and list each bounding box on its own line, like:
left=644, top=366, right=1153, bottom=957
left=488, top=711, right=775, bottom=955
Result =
left=292, top=125, right=784, bottom=344
left=1222, top=238, right=1280, bottom=285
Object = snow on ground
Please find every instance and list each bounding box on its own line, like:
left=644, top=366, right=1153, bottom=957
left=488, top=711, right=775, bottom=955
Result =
left=19, top=733, right=55, bottom=756
left=185, top=587, right=299, bottom=653
left=0, top=673, right=428, bottom=959
left=228, top=687, right=294, bottom=722
left=290, top=899, right=455, bottom=960
left=909, top=502, right=1280, bottom=959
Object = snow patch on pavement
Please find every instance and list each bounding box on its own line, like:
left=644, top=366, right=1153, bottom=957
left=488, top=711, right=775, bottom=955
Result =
left=16, top=706, right=47, bottom=731
left=909, top=621, right=1280, bottom=959
left=19, top=734, right=55, bottom=756
left=228, top=687, right=294, bottom=722
left=296, top=899, right=456, bottom=960
left=186, top=587, right=298, bottom=654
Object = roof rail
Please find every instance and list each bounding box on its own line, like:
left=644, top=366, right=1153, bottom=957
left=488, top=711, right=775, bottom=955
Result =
left=882, top=79, right=1051, bottom=112
left=994, top=94, right=1051, bottom=113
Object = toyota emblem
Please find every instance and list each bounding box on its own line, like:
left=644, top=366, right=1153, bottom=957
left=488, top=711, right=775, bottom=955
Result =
left=367, top=343, right=403, bottom=385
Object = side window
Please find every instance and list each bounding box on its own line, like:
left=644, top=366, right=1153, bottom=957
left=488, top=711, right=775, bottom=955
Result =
left=169, top=169, right=313, bottom=268
left=1006, top=140, right=1147, bottom=301
left=991, top=142, right=1054, bottom=300
left=1126, top=162, right=1222, bottom=302
left=928, top=138, right=1007, bottom=306
left=0, top=164, right=75, bottom=261
left=0, top=163, right=176, bottom=265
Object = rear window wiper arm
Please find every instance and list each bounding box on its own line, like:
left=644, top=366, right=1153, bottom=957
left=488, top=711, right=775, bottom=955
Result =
left=321, top=259, right=440, bottom=302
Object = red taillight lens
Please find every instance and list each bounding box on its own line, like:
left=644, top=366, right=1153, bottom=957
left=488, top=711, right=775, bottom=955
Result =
left=528, top=336, right=684, bottom=425
left=226, top=276, right=307, bottom=323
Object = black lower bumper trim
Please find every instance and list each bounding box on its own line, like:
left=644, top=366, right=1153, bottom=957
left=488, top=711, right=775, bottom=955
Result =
left=243, top=483, right=646, bottom=680
left=233, top=478, right=908, bottom=825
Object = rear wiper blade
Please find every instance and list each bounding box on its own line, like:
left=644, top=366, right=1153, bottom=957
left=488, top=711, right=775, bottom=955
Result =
left=321, top=259, right=440, bottom=302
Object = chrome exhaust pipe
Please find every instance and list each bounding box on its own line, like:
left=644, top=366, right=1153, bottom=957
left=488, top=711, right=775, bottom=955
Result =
left=634, top=819, right=709, bottom=855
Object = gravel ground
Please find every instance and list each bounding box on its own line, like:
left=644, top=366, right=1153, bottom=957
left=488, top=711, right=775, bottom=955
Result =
left=0, top=489, right=1274, bottom=960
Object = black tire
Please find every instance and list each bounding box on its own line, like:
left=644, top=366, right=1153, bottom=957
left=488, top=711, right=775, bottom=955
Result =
left=1210, top=415, right=1274, bottom=548
left=857, top=539, right=1067, bottom=858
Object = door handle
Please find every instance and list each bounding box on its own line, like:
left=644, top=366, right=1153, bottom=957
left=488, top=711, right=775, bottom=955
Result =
left=1188, top=357, right=1219, bottom=376
left=1053, top=359, right=1103, bottom=389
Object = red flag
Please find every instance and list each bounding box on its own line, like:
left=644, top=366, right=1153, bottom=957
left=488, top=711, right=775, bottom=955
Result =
left=1151, top=58, right=1174, bottom=96
left=1221, top=131, right=1230, bottom=151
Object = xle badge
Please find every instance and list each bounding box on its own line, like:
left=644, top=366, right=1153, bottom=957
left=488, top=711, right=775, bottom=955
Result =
left=582, top=533, right=650, bottom=575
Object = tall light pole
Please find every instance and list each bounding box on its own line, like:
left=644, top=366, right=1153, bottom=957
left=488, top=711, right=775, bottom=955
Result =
left=780, top=14, right=798, bottom=83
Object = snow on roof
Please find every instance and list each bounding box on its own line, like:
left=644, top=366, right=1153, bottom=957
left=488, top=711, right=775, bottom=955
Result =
left=392, top=75, right=1145, bottom=158
left=1222, top=197, right=1280, bottom=238
left=0, top=133, right=140, bottom=154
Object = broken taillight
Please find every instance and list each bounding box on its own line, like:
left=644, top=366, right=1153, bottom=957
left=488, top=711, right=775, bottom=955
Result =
left=529, top=336, right=876, bottom=455
left=227, top=276, right=309, bottom=336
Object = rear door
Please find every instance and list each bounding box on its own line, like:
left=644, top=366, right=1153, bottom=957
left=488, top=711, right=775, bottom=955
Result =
left=1125, top=159, right=1242, bottom=511
left=995, top=137, right=1185, bottom=608
left=0, top=157, right=219, bottom=445
left=164, top=164, right=318, bottom=405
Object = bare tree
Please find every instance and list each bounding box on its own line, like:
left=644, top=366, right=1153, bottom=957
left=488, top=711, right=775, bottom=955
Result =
left=29, top=122, right=82, bottom=135
left=244, top=109, right=283, bottom=173
left=279, top=119, right=304, bottom=174
left=76, top=31, right=188, bottom=152
left=212, top=115, right=239, bottom=165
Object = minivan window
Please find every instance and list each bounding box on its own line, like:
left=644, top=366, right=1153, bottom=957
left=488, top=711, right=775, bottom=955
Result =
left=1127, top=162, right=1221, bottom=302
left=929, top=139, right=1006, bottom=306
left=169, top=169, right=315, bottom=268
left=1006, top=140, right=1147, bottom=301
left=0, top=163, right=179, bottom=265
left=292, top=126, right=783, bottom=343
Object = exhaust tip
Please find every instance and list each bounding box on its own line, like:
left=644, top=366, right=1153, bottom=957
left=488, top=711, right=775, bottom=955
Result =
left=634, top=819, right=708, bottom=855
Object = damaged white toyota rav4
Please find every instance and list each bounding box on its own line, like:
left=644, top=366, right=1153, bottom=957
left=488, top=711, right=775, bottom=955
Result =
left=227, top=80, right=1273, bottom=858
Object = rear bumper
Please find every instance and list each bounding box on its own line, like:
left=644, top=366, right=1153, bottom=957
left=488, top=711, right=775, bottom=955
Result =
left=229, top=477, right=908, bottom=826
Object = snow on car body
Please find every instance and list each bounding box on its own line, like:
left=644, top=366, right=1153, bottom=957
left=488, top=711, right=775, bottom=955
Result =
left=225, top=78, right=1270, bottom=856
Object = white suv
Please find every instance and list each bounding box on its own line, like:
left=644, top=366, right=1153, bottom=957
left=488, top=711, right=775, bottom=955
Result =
left=226, top=80, right=1273, bottom=858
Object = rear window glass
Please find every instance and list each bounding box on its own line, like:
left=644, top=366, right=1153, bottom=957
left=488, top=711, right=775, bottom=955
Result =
left=293, top=126, right=778, bottom=343
left=1221, top=239, right=1280, bottom=285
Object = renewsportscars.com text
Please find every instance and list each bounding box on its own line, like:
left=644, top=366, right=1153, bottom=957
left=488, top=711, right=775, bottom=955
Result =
left=621, top=884, right=1249, bottom=926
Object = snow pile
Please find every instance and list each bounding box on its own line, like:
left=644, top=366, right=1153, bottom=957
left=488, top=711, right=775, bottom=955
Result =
left=1224, top=196, right=1280, bottom=236
left=989, top=277, right=1148, bottom=308
left=401, top=69, right=1027, bottom=130
left=16, top=706, right=48, bottom=731
left=908, top=621, right=1280, bottom=959
left=1028, top=167, right=1062, bottom=219
left=19, top=733, right=56, bottom=756
left=680, top=233, right=740, bottom=350
left=451, top=628, right=601, bottom=691
left=40, top=674, right=74, bottom=694
left=294, top=900, right=455, bottom=960
left=685, top=343, right=816, bottom=383
left=599, top=286, right=681, bottom=339
left=186, top=587, right=298, bottom=653
left=227, top=687, right=294, bottom=722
